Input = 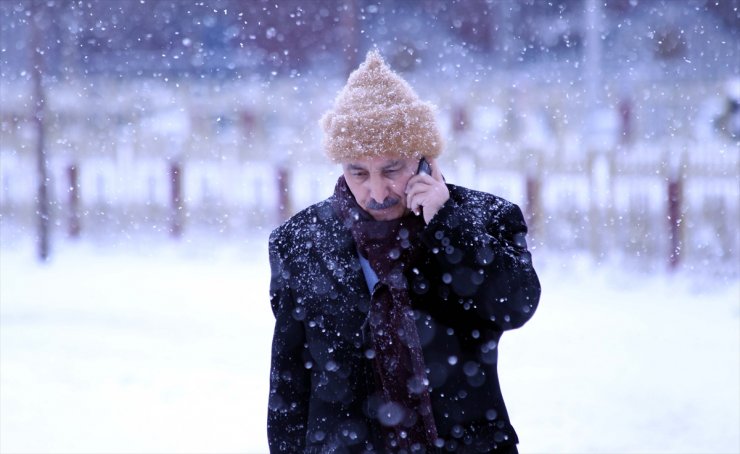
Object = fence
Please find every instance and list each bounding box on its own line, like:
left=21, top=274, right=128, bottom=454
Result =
left=1, top=139, right=737, bottom=276
left=1, top=76, right=738, bottom=274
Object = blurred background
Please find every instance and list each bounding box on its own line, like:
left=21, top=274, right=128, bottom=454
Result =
left=0, top=1, right=738, bottom=453
left=1, top=0, right=737, bottom=268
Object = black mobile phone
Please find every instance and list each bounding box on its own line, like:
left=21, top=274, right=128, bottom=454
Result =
left=416, top=157, right=431, bottom=176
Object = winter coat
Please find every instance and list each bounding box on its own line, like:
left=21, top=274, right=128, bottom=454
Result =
left=267, top=184, right=541, bottom=453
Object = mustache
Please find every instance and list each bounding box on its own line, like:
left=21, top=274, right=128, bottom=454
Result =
left=366, top=197, right=400, bottom=210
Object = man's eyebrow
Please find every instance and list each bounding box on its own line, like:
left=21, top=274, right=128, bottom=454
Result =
left=382, top=160, right=403, bottom=170
left=346, top=163, right=367, bottom=171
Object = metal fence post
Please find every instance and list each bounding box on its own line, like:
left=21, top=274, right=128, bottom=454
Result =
left=276, top=165, right=291, bottom=223
left=525, top=172, right=541, bottom=242
left=667, top=175, right=683, bottom=270
left=170, top=162, right=183, bottom=237
left=67, top=164, right=81, bottom=238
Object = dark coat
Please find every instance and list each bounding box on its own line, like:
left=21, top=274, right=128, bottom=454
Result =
left=267, top=184, right=541, bottom=453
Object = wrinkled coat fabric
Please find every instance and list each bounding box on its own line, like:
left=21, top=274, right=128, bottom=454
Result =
left=267, top=184, right=541, bottom=453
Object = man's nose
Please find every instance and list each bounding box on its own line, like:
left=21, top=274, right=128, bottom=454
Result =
left=367, top=175, right=389, bottom=202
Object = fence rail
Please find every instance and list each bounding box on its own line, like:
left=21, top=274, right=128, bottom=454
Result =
left=1, top=76, right=738, bottom=271
left=1, top=142, right=737, bottom=275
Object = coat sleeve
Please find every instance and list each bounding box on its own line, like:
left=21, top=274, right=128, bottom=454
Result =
left=267, top=230, right=310, bottom=452
left=419, top=196, right=541, bottom=331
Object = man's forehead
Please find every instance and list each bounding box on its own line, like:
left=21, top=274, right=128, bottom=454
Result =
left=343, top=156, right=412, bottom=169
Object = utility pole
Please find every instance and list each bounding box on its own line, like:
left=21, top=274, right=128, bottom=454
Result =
left=584, top=0, right=603, bottom=115
left=30, top=0, right=50, bottom=261
left=339, top=0, right=360, bottom=76
left=583, top=0, right=609, bottom=261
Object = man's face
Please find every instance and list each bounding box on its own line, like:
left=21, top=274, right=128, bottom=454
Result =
left=342, top=155, right=418, bottom=221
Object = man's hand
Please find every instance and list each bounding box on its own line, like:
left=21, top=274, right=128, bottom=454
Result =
left=405, top=157, right=450, bottom=224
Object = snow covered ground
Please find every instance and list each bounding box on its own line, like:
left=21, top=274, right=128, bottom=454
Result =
left=1, top=230, right=738, bottom=454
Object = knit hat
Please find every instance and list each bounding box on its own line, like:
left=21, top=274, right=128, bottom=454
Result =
left=320, top=50, right=443, bottom=162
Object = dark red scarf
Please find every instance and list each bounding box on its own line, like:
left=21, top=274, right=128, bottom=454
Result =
left=331, top=176, right=438, bottom=450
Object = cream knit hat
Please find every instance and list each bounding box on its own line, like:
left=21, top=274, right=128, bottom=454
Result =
left=320, top=50, right=443, bottom=162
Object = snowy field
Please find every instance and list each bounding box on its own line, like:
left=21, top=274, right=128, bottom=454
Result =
left=1, top=230, right=738, bottom=454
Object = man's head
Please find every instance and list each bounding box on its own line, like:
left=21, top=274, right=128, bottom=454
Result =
left=321, top=50, right=443, bottom=220
left=342, top=155, right=426, bottom=221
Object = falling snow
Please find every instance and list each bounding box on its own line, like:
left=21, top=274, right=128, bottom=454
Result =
left=0, top=0, right=738, bottom=453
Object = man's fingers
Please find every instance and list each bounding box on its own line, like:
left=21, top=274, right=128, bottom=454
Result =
left=427, top=157, right=443, bottom=182
left=406, top=178, right=432, bottom=210
left=408, top=193, right=427, bottom=216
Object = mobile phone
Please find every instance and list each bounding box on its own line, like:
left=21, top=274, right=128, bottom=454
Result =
left=416, top=157, right=431, bottom=176
left=413, top=158, right=431, bottom=216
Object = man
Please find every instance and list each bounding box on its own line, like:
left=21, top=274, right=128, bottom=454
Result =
left=267, top=50, right=540, bottom=453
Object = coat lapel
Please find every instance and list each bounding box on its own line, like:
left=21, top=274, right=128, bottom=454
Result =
left=313, top=202, right=368, bottom=297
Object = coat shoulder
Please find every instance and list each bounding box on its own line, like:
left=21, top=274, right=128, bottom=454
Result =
left=269, top=198, right=340, bottom=256
left=447, top=184, right=519, bottom=220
